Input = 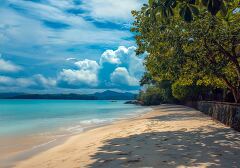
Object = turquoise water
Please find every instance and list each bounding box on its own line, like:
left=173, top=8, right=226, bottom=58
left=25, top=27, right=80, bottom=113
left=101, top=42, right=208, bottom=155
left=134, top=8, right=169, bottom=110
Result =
left=0, top=100, right=152, bottom=166
left=0, top=100, right=151, bottom=137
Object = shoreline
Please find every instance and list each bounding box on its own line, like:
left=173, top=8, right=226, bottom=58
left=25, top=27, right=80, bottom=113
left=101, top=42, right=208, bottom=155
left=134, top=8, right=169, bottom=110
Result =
left=1, top=106, right=153, bottom=168
left=7, top=104, right=240, bottom=168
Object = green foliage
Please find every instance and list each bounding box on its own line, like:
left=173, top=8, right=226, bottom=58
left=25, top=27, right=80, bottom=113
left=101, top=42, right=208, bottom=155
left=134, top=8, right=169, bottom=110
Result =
left=172, top=82, right=190, bottom=100
left=140, top=72, right=156, bottom=86
left=172, top=81, right=201, bottom=100
left=132, top=0, right=240, bottom=103
left=138, top=86, right=163, bottom=105
left=158, top=80, right=176, bottom=103
left=138, top=80, right=176, bottom=105
left=145, top=0, right=235, bottom=22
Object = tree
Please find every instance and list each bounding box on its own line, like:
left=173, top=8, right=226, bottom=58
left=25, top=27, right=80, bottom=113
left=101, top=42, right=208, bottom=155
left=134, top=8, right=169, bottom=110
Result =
left=138, top=86, right=164, bottom=105
left=132, top=0, right=240, bottom=102
left=147, top=0, right=237, bottom=22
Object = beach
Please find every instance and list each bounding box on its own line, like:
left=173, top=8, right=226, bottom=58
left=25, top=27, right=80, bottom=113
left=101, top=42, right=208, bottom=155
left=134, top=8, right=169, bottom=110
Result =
left=0, top=100, right=151, bottom=167
left=12, top=104, right=240, bottom=168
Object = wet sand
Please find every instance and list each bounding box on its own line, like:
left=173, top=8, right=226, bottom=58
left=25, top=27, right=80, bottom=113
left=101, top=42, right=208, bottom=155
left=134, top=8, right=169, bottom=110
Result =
left=13, top=104, right=240, bottom=168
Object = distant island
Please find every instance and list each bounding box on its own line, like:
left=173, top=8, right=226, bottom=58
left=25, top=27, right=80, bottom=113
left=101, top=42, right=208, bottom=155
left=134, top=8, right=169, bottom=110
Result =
left=0, top=90, right=137, bottom=100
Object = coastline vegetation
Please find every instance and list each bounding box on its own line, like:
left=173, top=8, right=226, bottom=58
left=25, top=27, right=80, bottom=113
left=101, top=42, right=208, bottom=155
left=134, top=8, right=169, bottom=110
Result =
left=132, top=0, right=240, bottom=105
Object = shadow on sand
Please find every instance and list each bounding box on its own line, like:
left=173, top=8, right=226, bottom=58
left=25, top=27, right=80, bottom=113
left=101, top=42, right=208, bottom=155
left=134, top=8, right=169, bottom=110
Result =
left=88, top=107, right=240, bottom=168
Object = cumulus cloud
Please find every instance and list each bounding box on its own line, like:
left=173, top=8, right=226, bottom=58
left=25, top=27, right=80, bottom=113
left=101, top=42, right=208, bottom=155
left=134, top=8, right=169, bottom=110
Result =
left=58, top=46, right=145, bottom=89
left=0, top=46, right=145, bottom=91
left=59, top=59, right=99, bottom=87
left=100, top=50, right=121, bottom=65
left=110, top=67, right=139, bottom=86
left=100, top=46, right=128, bottom=65
left=74, top=59, right=100, bottom=72
left=0, top=56, right=22, bottom=72
left=100, top=46, right=145, bottom=78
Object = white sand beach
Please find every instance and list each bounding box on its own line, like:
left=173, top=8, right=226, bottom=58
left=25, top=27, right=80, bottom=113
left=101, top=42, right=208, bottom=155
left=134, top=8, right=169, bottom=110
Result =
left=14, top=104, right=240, bottom=168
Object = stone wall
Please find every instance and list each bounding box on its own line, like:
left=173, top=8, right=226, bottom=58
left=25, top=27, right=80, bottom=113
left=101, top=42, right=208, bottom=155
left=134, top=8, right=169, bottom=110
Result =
left=197, top=101, right=240, bottom=131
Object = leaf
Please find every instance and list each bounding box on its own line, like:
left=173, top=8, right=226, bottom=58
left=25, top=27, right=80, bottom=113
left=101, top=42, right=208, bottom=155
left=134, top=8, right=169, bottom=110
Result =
left=179, top=6, right=185, bottom=18
left=149, top=0, right=154, bottom=7
left=180, top=5, right=193, bottom=22
left=168, top=7, right=174, bottom=16
left=219, top=2, right=227, bottom=16
left=185, top=6, right=193, bottom=22
left=190, top=5, right=200, bottom=15
left=201, top=0, right=208, bottom=6
left=189, top=0, right=196, bottom=4
left=145, top=8, right=151, bottom=16
left=208, top=0, right=222, bottom=15
left=162, top=8, right=168, bottom=18
left=165, top=0, right=176, bottom=7
left=172, top=0, right=177, bottom=8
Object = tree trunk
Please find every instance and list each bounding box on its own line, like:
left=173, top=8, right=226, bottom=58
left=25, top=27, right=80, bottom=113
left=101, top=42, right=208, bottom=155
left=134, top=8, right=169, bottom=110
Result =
left=220, top=76, right=240, bottom=103
left=232, top=88, right=240, bottom=103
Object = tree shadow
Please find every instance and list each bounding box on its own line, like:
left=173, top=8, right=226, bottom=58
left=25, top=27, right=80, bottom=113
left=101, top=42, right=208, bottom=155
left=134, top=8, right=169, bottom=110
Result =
left=148, top=112, right=207, bottom=121
left=149, top=104, right=207, bottom=121
left=87, top=127, right=240, bottom=168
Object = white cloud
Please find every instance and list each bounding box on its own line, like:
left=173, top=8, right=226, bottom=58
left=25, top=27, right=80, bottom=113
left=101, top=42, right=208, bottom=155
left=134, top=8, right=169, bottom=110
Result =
left=59, top=59, right=99, bottom=87
left=74, top=59, right=100, bottom=72
left=100, top=49, right=122, bottom=65
left=100, top=46, right=133, bottom=65
left=100, top=46, right=145, bottom=78
left=0, top=46, right=144, bottom=90
left=110, top=67, right=139, bottom=86
left=58, top=46, right=144, bottom=88
left=0, top=76, right=35, bottom=87
left=0, top=74, right=56, bottom=89
left=80, top=0, right=145, bottom=23
left=0, top=56, right=22, bottom=72
left=7, top=0, right=85, bottom=26
left=66, top=57, right=77, bottom=61
left=33, top=74, right=56, bottom=88
left=0, top=76, right=13, bottom=84
left=0, top=1, right=133, bottom=60
left=59, top=69, right=98, bottom=86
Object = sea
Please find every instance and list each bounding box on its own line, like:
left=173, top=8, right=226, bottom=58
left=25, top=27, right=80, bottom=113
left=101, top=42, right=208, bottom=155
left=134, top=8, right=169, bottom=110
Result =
left=0, top=100, right=151, bottom=167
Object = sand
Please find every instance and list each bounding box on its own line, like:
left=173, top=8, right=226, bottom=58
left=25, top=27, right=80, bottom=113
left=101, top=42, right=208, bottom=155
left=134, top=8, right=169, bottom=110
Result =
left=13, top=104, right=240, bottom=168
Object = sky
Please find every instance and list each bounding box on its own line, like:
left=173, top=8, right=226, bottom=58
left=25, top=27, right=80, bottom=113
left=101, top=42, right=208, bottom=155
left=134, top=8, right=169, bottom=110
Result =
left=0, top=0, right=146, bottom=93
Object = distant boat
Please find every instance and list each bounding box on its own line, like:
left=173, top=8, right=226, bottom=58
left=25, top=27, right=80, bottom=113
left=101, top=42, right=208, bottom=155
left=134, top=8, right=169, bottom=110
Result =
left=110, top=100, right=117, bottom=102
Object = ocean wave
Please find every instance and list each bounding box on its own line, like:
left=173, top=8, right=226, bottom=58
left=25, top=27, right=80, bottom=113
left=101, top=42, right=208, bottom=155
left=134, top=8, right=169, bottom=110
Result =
left=79, top=118, right=110, bottom=125
left=65, top=118, right=115, bottom=133
left=31, top=139, right=57, bottom=149
left=28, top=108, right=154, bottom=151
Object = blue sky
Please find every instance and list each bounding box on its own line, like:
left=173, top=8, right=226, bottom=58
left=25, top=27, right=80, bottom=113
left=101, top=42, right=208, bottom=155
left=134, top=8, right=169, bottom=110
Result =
left=0, top=0, right=146, bottom=93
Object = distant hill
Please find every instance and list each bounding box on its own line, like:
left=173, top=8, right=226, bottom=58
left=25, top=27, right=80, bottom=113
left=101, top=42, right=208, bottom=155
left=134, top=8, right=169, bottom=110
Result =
left=93, top=90, right=137, bottom=100
left=0, top=90, right=137, bottom=100
left=0, top=93, right=25, bottom=99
